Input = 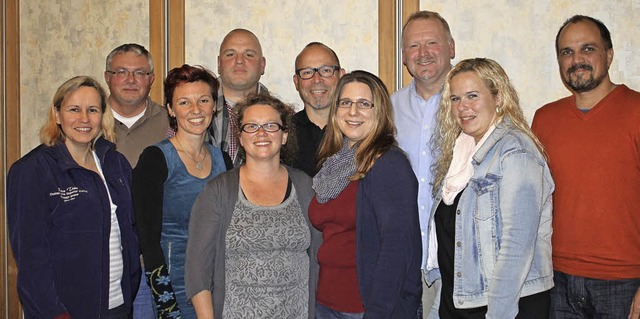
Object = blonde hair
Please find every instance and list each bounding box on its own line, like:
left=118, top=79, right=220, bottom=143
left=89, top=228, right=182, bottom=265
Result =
left=316, top=70, right=396, bottom=180
left=40, top=76, right=115, bottom=148
left=431, top=58, right=546, bottom=196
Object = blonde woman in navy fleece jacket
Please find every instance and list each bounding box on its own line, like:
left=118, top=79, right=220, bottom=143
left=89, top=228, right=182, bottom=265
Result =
left=7, top=76, right=140, bottom=319
left=311, top=70, right=422, bottom=318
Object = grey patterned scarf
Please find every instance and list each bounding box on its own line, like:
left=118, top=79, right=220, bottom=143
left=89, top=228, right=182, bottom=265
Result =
left=313, top=140, right=357, bottom=203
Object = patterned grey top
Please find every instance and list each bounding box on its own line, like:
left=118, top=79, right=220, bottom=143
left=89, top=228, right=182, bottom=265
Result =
left=223, top=185, right=310, bottom=319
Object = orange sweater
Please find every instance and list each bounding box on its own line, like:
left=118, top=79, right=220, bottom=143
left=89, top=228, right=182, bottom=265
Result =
left=532, top=85, right=640, bottom=280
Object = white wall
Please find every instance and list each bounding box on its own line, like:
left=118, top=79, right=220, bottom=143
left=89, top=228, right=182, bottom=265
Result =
left=422, top=0, right=640, bottom=121
left=184, top=0, right=379, bottom=111
left=19, top=1, right=639, bottom=154
left=20, top=0, right=149, bottom=154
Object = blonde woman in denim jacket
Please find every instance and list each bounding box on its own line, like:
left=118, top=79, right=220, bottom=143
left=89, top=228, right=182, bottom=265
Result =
left=429, top=58, right=554, bottom=318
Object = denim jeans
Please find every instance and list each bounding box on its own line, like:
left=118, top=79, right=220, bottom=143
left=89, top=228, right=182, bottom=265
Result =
left=132, top=265, right=155, bottom=319
left=316, top=303, right=364, bottom=319
left=421, top=278, right=441, bottom=319
left=550, top=270, right=640, bottom=318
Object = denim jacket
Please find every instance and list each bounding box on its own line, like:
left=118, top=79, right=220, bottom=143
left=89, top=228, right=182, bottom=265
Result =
left=428, top=117, right=554, bottom=318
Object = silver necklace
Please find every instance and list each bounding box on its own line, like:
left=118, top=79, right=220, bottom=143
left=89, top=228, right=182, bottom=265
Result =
left=175, top=137, right=206, bottom=170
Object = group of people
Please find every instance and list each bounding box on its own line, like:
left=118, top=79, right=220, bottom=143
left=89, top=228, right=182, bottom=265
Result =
left=5, top=9, right=639, bottom=319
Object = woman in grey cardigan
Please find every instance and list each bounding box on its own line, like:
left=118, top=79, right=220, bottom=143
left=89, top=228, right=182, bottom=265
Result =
left=185, top=92, right=321, bottom=319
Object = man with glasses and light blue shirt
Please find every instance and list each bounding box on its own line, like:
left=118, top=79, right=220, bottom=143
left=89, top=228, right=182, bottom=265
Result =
left=104, top=43, right=170, bottom=168
left=390, top=11, right=455, bottom=318
left=104, top=43, right=170, bottom=319
left=289, top=42, right=345, bottom=176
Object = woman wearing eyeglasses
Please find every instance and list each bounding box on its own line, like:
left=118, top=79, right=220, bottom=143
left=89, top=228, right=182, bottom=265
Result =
left=185, top=92, right=321, bottom=319
left=132, top=65, right=229, bottom=319
left=311, top=70, right=422, bottom=318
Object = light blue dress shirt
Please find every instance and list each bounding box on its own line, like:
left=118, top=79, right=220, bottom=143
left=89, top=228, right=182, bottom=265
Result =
left=390, top=80, right=440, bottom=271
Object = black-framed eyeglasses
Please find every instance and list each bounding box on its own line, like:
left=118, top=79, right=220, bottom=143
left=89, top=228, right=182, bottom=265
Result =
left=241, top=122, right=285, bottom=133
left=336, top=99, right=375, bottom=109
left=295, top=65, right=340, bottom=80
left=106, top=68, right=153, bottom=79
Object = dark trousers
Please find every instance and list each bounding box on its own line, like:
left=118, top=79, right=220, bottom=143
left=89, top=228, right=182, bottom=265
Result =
left=550, top=270, right=640, bottom=318
left=108, top=303, right=131, bottom=319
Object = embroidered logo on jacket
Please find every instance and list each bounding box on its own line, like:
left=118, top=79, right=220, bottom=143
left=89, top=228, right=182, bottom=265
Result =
left=49, top=186, right=88, bottom=202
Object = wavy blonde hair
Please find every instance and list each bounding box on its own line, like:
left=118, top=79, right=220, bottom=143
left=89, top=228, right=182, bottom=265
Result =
left=40, top=76, right=115, bottom=148
left=431, top=58, right=546, bottom=197
left=316, top=70, right=396, bottom=180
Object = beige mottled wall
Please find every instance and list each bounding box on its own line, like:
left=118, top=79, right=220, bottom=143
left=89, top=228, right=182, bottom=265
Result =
left=422, top=0, right=640, bottom=120
left=184, top=0, right=379, bottom=111
left=18, top=1, right=640, bottom=154
left=20, top=1, right=149, bottom=155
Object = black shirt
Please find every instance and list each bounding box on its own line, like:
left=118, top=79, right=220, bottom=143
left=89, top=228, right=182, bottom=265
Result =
left=288, top=109, right=325, bottom=176
left=434, top=190, right=550, bottom=318
left=435, top=190, right=487, bottom=318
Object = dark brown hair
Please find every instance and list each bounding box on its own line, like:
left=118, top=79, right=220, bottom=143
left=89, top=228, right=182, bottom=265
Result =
left=164, top=64, right=219, bottom=131
left=233, top=92, right=298, bottom=164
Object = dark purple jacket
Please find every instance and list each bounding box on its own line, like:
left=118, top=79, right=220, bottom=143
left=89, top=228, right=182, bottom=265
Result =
left=7, top=137, right=141, bottom=318
left=356, top=146, right=422, bottom=318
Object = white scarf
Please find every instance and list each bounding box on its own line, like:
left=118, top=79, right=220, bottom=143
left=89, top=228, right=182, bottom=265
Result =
left=441, top=125, right=496, bottom=204
left=426, top=124, right=498, bottom=274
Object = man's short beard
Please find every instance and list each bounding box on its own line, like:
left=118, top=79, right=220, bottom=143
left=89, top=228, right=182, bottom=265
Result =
left=309, top=99, right=330, bottom=110
left=114, top=95, right=146, bottom=108
left=565, top=63, right=607, bottom=93
left=415, top=73, right=432, bottom=81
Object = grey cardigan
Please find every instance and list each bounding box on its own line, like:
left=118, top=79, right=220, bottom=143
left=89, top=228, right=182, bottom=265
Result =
left=185, top=165, right=320, bottom=319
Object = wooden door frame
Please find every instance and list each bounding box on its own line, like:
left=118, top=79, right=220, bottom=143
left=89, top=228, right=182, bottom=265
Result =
left=149, top=0, right=185, bottom=104
left=2, top=0, right=22, bottom=317
left=379, top=0, right=419, bottom=91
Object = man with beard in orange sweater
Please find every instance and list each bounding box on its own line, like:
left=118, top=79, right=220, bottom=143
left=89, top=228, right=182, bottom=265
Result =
left=532, top=15, right=640, bottom=319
